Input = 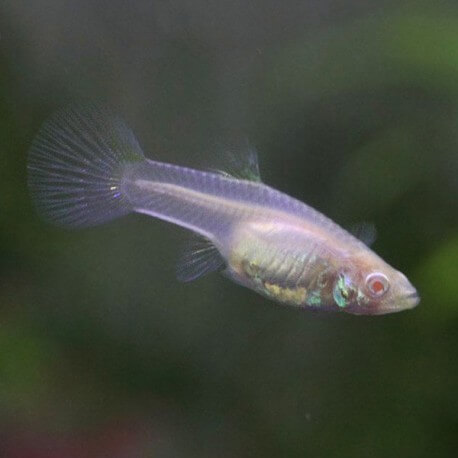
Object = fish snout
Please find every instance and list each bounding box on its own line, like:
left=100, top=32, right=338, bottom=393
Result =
left=402, top=288, right=420, bottom=309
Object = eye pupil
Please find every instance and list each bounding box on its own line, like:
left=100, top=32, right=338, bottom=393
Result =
left=371, top=280, right=385, bottom=294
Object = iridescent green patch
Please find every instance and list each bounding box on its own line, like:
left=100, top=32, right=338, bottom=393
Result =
left=306, top=291, right=321, bottom=306
left=333, top=274, right=350, bottom=308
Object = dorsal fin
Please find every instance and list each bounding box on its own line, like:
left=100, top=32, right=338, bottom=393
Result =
left=211, top=141, right=262, bottom=182
left=350, top=222, right=377, bottom=246
left=176, top=236, right=226, bottom=282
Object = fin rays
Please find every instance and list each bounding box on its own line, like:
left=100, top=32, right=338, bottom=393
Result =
left=176, top=236, right=225, bottom=282
left=28, top=105, right=145, bottom=228
left=210, top=141, right=262, bottom=182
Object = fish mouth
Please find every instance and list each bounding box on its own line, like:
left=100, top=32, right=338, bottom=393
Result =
left=402, top=290, right=420, bottom=309
left=369, top=290, right=420, bottom=315
left=347, top=288, right=420, bottom=315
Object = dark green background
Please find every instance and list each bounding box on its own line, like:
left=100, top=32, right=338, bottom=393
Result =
left=1, top=1, right=457, bottom=456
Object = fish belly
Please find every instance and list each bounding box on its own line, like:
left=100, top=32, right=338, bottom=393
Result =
left=224, top=221, right=326, bottom=307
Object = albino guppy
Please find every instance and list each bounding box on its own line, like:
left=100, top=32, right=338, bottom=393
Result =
left=27, top=106, right=419, bottom=315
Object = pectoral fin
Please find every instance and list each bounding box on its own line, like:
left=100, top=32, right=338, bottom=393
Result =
left=176, top=236, right=225, bottom=282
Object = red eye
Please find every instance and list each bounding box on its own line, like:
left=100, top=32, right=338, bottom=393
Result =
left=366, top=273, right=389, bottom=297
left=371, top=280, right=385, bottom=294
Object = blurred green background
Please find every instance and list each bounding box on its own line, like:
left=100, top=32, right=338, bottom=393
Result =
left=1, top=1, right=457, bottom=457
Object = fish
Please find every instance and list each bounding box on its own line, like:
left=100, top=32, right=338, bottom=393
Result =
left=27, top=106, right=420, bottom=315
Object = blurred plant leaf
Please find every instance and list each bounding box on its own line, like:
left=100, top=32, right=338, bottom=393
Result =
left=332, top=128, right=425, bottom=216
left=415, top=234, right=458, bottom=322
left=260, top=11, right=458, bottom=107
left=0, top=323, right=54, bottom=413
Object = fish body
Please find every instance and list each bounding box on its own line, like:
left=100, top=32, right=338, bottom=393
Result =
left=28, top=106, right=420, bottom=315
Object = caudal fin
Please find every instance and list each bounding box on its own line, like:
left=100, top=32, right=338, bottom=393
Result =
left=27, top=105, right=145, bottom=228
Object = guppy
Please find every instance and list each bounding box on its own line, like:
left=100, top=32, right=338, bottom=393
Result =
left=27, top=106, right=419, bottom=315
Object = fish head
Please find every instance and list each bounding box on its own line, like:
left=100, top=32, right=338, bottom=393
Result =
left=332, top=252, right=420, bottom=315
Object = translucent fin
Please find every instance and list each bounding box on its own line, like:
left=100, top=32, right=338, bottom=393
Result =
left=350, top=222, right=377, bottom=246
left=211, top=140, right=261, bottom=182
left=27, top=105, right=145, bottom=228
left=176, top=236, right=225, bottom=282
